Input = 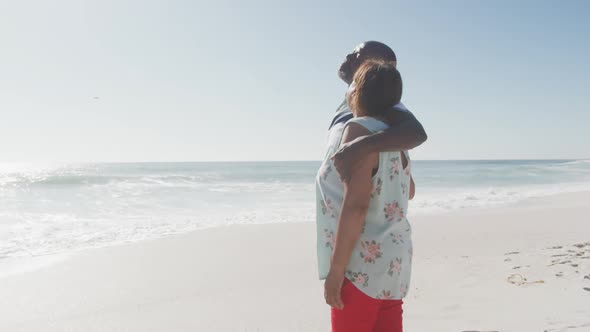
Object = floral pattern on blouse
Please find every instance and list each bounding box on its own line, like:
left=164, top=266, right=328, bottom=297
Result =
left=390, top=232, right=404, bottom=245
left=400, top=283, right=408, bottom=297
left=324, top=229, right=335, bottom=250
left=388, top=258, right=402, bottom=277
left=389, top=156, right=401, bottom=180
left=384, top=201, right=404, bottom=222
left=360, top=240, right=383, bottom=263
left=376, top=290, right=395, bottom=300
left=321, top=198, right=336, bottom=218
left=371, top=177, right=383, bottom=198
left=346, top=271, right=370, bottom=287
left=401, top=182, right=408, bottom=195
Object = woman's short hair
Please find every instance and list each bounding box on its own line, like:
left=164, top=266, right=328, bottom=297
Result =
left=349, top=60, right=403, bottom=117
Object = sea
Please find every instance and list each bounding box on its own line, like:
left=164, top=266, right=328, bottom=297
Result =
left=1, top=160, right=590, bottom=260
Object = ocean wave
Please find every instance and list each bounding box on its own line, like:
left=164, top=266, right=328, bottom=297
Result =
left=410, top=182, right=590, bottom=216
left=2, top=161, right=590, bottom=261
left=0, top=173, right=232, bottom=189
left=558, top=159, right=590, bottom=166
left=0, top=205, right=316, bottom=260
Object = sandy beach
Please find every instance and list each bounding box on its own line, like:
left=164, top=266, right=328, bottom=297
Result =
left=1, top=192, right=589, bottom=332
left=3, top=1, right=589, bottom=331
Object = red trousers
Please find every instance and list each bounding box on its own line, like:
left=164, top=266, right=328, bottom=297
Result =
left=331, top=278, right=403, bottom=332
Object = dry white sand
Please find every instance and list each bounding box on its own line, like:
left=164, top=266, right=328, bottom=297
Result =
left=1, top=192, right=589, bottom=332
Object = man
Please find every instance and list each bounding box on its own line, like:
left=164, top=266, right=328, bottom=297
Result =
left=317, top=44, right=426, bottom=331
left=331, top=41, right=427, bottom=181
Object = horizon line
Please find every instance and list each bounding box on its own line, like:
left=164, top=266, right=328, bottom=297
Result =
left=1, top=158, right=588, bottom=164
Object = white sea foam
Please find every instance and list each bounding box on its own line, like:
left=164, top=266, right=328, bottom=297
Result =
left=1, top=160, right=589, bottom=260
left=410, top=182, right=590, bottom=216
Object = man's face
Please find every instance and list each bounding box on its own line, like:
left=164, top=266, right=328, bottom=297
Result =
left=338, top=43, right=398, bottom=85
left=338, top=44, right=365, bottom=85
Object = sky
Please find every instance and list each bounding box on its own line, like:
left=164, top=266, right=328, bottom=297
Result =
left=1, top=0, right=589, bottom=162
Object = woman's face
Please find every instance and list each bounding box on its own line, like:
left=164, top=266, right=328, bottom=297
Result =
left=345, top=81, right=358, bottom=116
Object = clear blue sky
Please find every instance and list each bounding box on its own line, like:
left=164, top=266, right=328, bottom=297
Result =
left=1, top=0, right=588, bottom=162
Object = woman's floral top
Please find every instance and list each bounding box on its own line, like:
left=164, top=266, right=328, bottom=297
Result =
left=316, top=116, right=413, bottom=300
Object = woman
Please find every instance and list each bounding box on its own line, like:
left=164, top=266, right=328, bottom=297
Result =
left=316, top=60, right=415, bottom=332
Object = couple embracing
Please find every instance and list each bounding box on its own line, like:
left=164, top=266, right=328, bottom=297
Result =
left=316, top=41, right=427, bottom=332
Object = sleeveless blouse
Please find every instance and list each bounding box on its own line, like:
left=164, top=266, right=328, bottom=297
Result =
left=316, top=116, right=413, bottom=300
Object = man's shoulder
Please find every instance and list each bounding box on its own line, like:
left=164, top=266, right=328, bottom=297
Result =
left=393, top=102, right=411, bottom=113
left=329, top=101, right=353, bottom=131
left=329, top=111, right=353, bottom=131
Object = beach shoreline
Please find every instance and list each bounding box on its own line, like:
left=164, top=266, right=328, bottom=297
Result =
left=1, top=191, right=589, bottom=331
left=3, top=160, right=590, bottom=262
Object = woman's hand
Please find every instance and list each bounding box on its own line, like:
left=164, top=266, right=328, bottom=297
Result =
left=324, top=270, right=345, bottom=309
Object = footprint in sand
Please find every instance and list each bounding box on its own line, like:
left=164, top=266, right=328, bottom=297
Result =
left=549, top=260, right=572, bottom=266
left=546, top=245, right=563, bottom=250
left=512, top=265, right=531, bottom=270
left=545, top=322, right=590, bottom=331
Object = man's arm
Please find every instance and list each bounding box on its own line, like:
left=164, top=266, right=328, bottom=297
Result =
left=332, top=111, right=427, bottom=182
left=362, top=110, right=427, bottom=153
